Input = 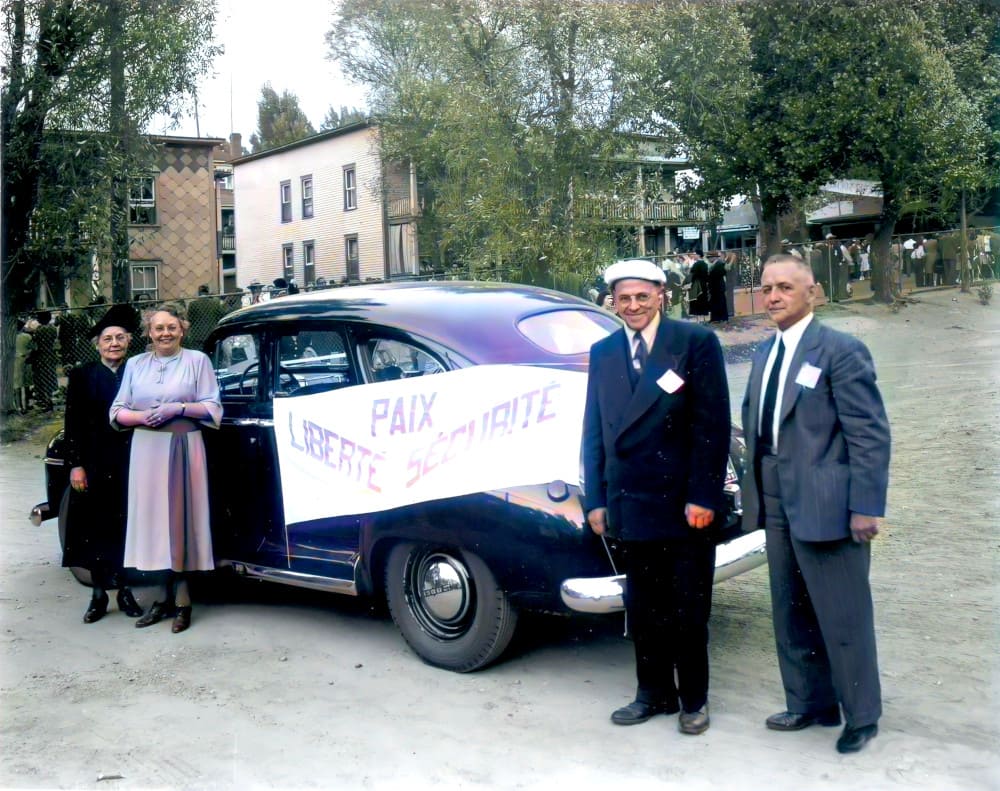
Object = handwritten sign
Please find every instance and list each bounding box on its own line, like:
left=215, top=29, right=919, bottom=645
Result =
left=273, top=365, right=587, bottom=525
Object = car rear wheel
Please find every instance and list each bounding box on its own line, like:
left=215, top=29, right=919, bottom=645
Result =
left=385, top=542, right=517, bottom=672
left=58, top=487, right=93, bottom=587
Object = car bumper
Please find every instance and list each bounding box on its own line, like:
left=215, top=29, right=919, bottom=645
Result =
left=559, top=530, right=768, bottom=615
left=29, top=501, right=52, bottom=527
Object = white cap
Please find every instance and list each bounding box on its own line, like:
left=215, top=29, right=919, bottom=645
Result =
left=603, top=258, right=666, bottom=287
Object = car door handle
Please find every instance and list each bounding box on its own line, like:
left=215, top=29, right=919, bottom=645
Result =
left=231, top=417, right=274, bottom=428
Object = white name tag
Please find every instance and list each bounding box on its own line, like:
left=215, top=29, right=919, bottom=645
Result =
left=657, top=369, right=685, bottom=394
left=795, top=363, right=822, bottom=389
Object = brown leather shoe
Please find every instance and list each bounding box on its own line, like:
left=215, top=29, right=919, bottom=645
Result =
left=171, top=606, right=192, bottom=634
left=679, top=705, right=710, bottom=735
left=135, top=601, right=173, bottom=628
left=766, top=707, right=841, bottom=731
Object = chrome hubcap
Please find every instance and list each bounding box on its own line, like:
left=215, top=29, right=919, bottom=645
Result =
left=405, top=550, right=474, bottom=640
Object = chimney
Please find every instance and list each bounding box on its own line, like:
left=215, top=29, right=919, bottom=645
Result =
left=229, top=132, right=242, bottom=159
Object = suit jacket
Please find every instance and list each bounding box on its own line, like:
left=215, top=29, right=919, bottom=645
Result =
left=740, top=318, right=891, bottom=542
left=582, top=318, right=730, bottom=541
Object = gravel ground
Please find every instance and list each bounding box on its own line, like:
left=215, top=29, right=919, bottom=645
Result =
left=0, top=286, right=997, bottom=790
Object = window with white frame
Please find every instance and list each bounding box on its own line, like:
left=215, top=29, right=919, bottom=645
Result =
left=301, top=175, right=313, bottom=219
left=303, top=240, right=316, bottom=286
left=129, top=175, right=157, bottom=225
left=280, top=180, right=292, bottom=222
left=282, top=243, right=294, bottom=282
left=130, top=261, right=159, bottom=300
left=343, top=165, right=357, bottom=211
left=345, top=235, right=359, bottom=281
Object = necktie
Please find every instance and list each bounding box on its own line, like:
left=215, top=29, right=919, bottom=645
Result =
left=632, top=333, right=648, bottom=374
left=760, top=336, right=785, bottom=450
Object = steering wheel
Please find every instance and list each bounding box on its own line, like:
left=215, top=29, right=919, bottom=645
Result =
left=238, top=362, right=259, bottom=395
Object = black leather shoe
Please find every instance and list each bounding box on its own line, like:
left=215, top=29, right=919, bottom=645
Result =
left=116, top=588, right=143, bottom=618
left=83, top=591, right=109, bottom=624
left=611, top=699, right=679, bottom=725
left=171, top=606, right=192, bottom=634
left=836, top=723, right=878, bottom=753
left=766, top=707, right=841, bottom=731
left=678, top=705, right=710, bottom=735
left=135, top=601, right=173, bottom=628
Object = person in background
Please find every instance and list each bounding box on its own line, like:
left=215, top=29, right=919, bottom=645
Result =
left=31, top=311, right=58, bottom=411
left=595, top=288, right=615, bottom=312
left=583, top=258, right=730, bottom=736
left=708, top=253, right=729, bottom=322
left=910, top=237, right=927, bottom=287
left=62, top=305, right=144, bottom=623
left=110, top=302, right=222, bottom=634
left=741, top=254, right=890, bottom=755
left=56, top=304, right=91, bottom=372
left=185, top=284, right=227, bottom=351
left=14, top=318, right=35, bottom=414
left=687, top=254, right=711, bottom=321
left=923, top=234, right=939, bottom=287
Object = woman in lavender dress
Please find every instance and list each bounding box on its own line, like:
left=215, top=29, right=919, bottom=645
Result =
left=110, top=302, right=222, bottom=633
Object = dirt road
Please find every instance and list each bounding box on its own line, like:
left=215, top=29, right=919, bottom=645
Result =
left=1, top=287, right=997, bottom=790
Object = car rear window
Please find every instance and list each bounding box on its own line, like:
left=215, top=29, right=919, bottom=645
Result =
left=517, top=309, right=619, bottom=355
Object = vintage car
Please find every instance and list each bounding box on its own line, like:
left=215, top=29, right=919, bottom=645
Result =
left=31, top=282, right=766, bottom=671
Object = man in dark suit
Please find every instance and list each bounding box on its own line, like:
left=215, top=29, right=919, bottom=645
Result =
left=741, top=254, right=890, bottom=754
left=583, top=258, right=730, bottom=735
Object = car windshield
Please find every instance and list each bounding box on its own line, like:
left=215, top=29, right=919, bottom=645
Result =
left=517, top=309, right=619, bottom=355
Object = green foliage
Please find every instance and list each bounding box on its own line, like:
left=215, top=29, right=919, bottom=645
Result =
left=320, top=105, right=368, bottom=131
left=330, top=0, right=641, bottom=285
left=249, top=84, right=317, bottom=152
left=2, top=0, right=219, bottom=409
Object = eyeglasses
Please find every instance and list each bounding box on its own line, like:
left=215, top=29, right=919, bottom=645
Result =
left=99, top=333, right=130, bottom=344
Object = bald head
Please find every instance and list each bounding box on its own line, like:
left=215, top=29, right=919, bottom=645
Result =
left=763, top=253, right=815, bottom=283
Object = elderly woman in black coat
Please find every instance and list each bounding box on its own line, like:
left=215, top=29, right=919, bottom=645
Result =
left=62, top=305, right=144, bottom=623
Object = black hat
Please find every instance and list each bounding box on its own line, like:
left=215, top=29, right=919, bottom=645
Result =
left=89, top=304, right=138, bottom=338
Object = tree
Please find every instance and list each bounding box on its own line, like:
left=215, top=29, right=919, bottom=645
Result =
left=1, top=0, right=219, bottom=411
left=319, top=104, right=367, bottom=131
left=249, top=84, right=316, bottom=152
left=329, top=0, right=641, bottom=285
left=621, top=0, right=996, bottom=302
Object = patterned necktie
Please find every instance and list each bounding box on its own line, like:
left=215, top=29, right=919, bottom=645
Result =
left=760, top=336, right=785, bottom=450
left=632, top=333, right=648, bottom=374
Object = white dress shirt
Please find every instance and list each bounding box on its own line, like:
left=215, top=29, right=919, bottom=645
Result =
left=628, top=311, right=661, bottom=362
left=758, top=312, right=813, bottom=451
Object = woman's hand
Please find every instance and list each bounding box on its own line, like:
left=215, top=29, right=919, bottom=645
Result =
left=145, top=402, right=182, bottom=427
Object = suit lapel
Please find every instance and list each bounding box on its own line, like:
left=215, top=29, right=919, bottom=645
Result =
left=778, top=318, right=822, bottom=425
left=617, top=320, right=680, bottom=435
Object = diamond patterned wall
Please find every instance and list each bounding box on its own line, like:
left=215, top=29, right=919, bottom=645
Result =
left=128, top=141, right=218, bottom=298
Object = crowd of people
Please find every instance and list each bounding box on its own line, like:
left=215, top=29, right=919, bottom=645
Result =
left=592, top=249, right=737, bottom=324
left=60, top=301, right=222, bottom=634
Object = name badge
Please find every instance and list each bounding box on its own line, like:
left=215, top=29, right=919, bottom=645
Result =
left=657, top=369, right=685, bottom=394
left=795, top=363, right=822, bottom=389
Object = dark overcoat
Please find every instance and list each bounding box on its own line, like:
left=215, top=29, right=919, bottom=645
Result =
left=582, top=318, right=731, bottom=541
left=61, top=361, right=132, bottom=572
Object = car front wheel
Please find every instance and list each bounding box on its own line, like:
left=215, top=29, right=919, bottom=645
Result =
left=384, top=542, right=518, bottom=672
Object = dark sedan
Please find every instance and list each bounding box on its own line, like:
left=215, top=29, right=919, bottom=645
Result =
left=32, top=281, right=765, bottom=671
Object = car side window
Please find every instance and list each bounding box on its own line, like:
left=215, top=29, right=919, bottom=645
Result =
left=363, top=338, right=445, bottom=382
left=213, top=333, right=261, bottom=399
left=276, top=329, right=353, bottom=396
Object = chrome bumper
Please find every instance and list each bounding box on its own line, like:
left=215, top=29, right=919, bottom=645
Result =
left=560, top=530, right=768, bottom=615
left=29, top=502, right=51, bottom=527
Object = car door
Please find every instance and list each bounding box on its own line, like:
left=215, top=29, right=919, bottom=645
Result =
left=204, top=329, right=287, bottom=565
left=274, top=324, right=365, bottom=581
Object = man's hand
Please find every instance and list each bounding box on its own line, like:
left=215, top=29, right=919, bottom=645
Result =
left=70, top=466, right=87, bottom=492
left=850, top=513, right=880, bottom=543
left=587, top=507, right=608, bottom=536
left=685, top=503, right=715, bottom=530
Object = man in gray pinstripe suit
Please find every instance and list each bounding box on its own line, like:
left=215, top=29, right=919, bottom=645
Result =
left=741, top=254, right=891, bottom=754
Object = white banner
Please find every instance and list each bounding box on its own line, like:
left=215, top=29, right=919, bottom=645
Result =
left=273, top=365, right=588, bottom=525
